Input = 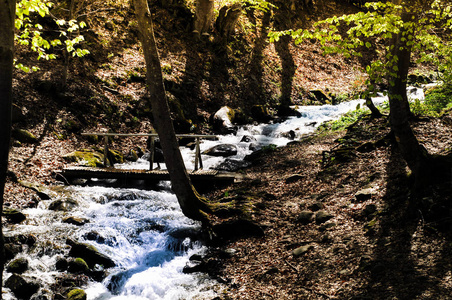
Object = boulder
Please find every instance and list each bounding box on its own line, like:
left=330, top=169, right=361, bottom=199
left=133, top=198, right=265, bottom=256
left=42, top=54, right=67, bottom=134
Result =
left=355, top=188, right=373, bottom=202
left=4, top=243, right=22, bottom=261
left=285, top=174, right=305, bottom=183
left=63, top=149, right=105, bottom=167
left=67, top=289, right=87, bottom=300
left=363, top=204, right=377, bottom=217
left=55, top=257, right=68, bottom=271
left=12, top=128, right=38, bottom=144
left=5, top=274, right=40, bottom=299
left=68, top=258, right=89, bottom=274
left=67, top=239, right=116, bottom=268
left=315, top=211, right=333, bottom=224
left=212, top=106, right=236, bottom=133
left=308, top=202, right=324, bottom=211
left=63, top=216, right=90, bottom=226
left=214, top=159, right=251, bottom=172
left=203, top=144, right=237, bottom=157
left=3, top=208, right=26, bottom=224
left=308, top=89, right=332, bottom=104
left=293, top=244, right=314, bottom=257
left=296, top=211, right=314, bottom=224
left=48, top=198, right=78, bottom=211
left=6, top=257, right=29, bottom=274
left=125, top=149, right=139, bottom=162
left=240, top=135, right=257, bottom=143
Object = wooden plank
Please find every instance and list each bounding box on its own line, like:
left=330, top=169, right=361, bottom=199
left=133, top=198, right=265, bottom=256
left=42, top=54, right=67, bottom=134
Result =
left=60, top=167, right=237, bottom=185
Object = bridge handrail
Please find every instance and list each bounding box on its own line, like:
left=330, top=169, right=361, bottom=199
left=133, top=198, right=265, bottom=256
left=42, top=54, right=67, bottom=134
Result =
left=81, top=132, right=217, bottom=171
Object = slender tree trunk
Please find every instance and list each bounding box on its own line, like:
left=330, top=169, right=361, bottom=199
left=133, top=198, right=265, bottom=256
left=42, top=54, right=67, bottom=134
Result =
left=388, top=9, right=428, bottom=183
left=132, top=0, right=211, bottom=223
left=0, top=0, right=16, bottom=293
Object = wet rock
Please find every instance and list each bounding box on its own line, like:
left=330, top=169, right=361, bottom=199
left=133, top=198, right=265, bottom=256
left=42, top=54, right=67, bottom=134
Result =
left=240, top=135, right=257, bottom=143
left=5, top=274, right=40, bottom=299
left=355, top=188, right=373, bottom=202
left=3, top=208, right=26, bottom=224
left=56, top=257, right=68, bottom=271
left=309, top=202, right=324, bottom=211
left=319, top=222, right=336, bottom=231
left=91, top=264, right=107, bottom=282
left=125, top=149, right=139, bottom=162
left=296, top=211, right=314, bottom=224
left=214, top=159, right=251, bottom=171
left=293, top=244, right=314, bottom=257
left=203, top=144, right=237, bottom=157
left=12, top=128, right=38, bottom=144
left=281, top=130, right=296, bottom=140
left=315, top=211, right=333, bottom=224
left=67, top=239, right=116, bottom=268
left=4, top=243, right=22, bottom=261
left=68, top=258, right=89, bottom=274
left=213, top=219, right=265, bottom=240
left=82, top=231, right=118, bottom=246
left=5, top=233, right=37, bottom=247
left=48, top=198, right=78, bottom=211
left=67, top=288, right=87, bottom=300
left=6, top=257, right=29, bottom=274
left=63, top=216, right=90, bottom=226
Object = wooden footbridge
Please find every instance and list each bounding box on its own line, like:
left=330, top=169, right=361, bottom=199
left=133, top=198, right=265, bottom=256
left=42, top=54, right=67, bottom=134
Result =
left=60, top=132, right=241, bottom=186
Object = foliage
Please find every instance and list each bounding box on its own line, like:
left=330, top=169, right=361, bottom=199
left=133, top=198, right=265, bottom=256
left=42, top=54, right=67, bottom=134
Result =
left=410, top=84, right=452, bottom=116
left=318, top=106, right=371, bottom=132
left=14, top=0, right=89, bottom=72
left=269, top=1, right=452, bottom=94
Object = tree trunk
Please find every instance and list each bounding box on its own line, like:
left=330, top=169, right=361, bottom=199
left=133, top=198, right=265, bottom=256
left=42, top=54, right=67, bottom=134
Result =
left=388, top=9, right=428, bottom=183
left=132, top=0, right=212, bottom=223
left=193, top=0, right=214, bottom=38
left=0, top=0, right=16, bottom=293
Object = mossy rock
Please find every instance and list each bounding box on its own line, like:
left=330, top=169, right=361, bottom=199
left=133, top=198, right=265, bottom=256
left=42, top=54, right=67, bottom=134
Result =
left=108, top=149, right=124, bottom=164
left=68, top=258, right=89, bottom=274
left=67, top=288, right=87, bottom=300
left=12, top=129, right=38, bottom=144
left=63, top=149, right=106, bottom=167
left=67, top=238, right=115, bottom=268
left=6, top=257, right=29, bottom=274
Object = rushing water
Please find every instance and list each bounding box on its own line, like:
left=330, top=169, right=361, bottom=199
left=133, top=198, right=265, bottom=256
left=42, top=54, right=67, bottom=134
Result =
left=3, top=88, right=425, bottom=300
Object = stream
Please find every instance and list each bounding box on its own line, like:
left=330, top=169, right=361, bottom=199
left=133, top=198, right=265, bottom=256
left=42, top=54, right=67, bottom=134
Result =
left=3, top=88, right=425, bottom=300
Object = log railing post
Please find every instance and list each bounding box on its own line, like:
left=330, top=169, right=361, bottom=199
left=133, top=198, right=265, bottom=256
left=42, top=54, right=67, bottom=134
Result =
left=103, top=136, right=109, bottom=167
left=194, top=137, right=200, bottom=171
left=149, top=136, right=155, bottom=170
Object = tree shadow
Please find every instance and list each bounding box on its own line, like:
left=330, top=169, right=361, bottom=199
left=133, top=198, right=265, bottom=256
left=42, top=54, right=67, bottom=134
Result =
left=352, top=145, right=452, bottom=299
left=237, top=11, right=271, bottom=108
